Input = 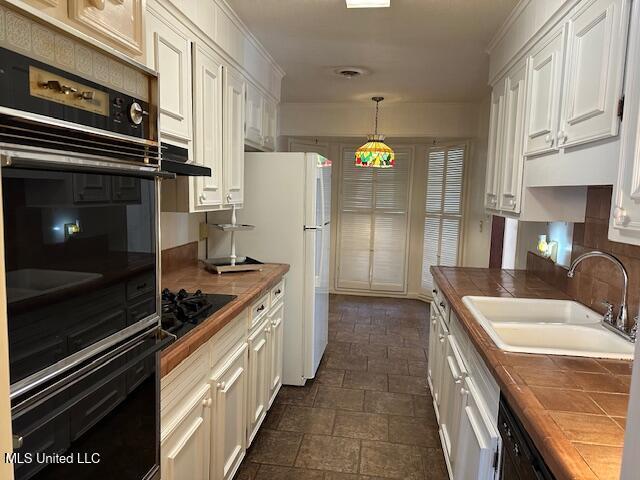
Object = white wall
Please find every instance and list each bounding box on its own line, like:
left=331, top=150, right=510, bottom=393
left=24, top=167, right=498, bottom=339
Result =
left=280, top=102, right=481, bottom=138
left=160, top=212, right=206, bottom=257
left=462, top=98, right=492, bottom=268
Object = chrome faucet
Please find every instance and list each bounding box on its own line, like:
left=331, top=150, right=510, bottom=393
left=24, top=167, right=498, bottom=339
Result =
left=567, top=250, right=635, bottom=341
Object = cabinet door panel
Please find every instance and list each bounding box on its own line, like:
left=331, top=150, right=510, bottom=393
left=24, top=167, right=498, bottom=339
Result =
left=247, top=320, right=270, bottom=445
left=453, top=378, right=499, bottom=480
left=562, top=0, right=627, bottom=146
left=211, top=343, right=248, bottom=480
left=193, top=45, right=224, bottom=210
left=610, top=0, right=640, bottom=244
left=500, top=62, right=527, bottom=213
left=262, top=98, right=277, bottom=151
left=224, top=68, right=246, bottom=206
left=245, top=84, right=264, bottom=146
left=525, top=26, right=565, bottom=155
left=147, top=11, right=192, bottom=143
left=268, top=302, right=284, bottom=406
left=161, top=386, right=211, bottom=480
left=439, top=335, right=467, bottom=470
left=485, top=80, right=506, bottom=210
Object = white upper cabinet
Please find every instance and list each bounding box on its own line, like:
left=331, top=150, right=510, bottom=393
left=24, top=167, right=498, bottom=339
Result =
left=262, top=99, right=277, bottom=151
left=499, top=61, right=528, bottom=213
left=485, top=78, right=506, bottom=210
left=524, top=25, right=566, bottom=156
left=224, top=67, right=246, bottom=207
left=192, top=45, right=224, bottom=211
left=147, top=9, right=193, bottom=145
left=610, top=0, right=640, bottom=245
left=245, top=84, right=264, bottom=147
left=245, top=84, right=278, bottom=152
left=561, top=0, right=628, bottom=147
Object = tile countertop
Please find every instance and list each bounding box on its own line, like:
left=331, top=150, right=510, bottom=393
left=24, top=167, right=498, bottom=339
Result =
left=160, top=262, right=290, bottom=377
left=431, top=266, right=633, bottom=480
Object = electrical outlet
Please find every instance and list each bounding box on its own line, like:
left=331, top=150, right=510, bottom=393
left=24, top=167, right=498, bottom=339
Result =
left=199, top=222, right=209, bottom=241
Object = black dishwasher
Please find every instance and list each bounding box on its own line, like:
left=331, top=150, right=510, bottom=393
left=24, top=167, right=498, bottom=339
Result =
left=498, top=395, right=555, bottom=480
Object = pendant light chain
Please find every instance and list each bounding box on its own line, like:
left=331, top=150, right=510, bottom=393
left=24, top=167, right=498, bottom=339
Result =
left=374, top=99, right=379, bottom=135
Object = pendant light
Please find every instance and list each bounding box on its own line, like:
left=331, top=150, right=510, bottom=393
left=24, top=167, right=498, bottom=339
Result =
left=355, top=96, right=395, bottom=168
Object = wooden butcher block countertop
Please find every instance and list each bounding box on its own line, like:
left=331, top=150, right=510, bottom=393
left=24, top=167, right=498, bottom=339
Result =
left=160, top=242, right=289, bottom=377
left=432, top=266, right=632, bottom=480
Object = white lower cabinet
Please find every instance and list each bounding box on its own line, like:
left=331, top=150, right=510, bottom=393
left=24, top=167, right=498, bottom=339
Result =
left=211, top=343, right=248, bottom=480
left=429, top=283, right=501, bottom=480
left=161, top=385, right=212, bottom=480
left=267, top=301, right=284, bottom=406
left=453, top=378, right=500, bottom=480
left=246, top=319, right=270, bottom=445
left=161, top=282, right=286, bottom=480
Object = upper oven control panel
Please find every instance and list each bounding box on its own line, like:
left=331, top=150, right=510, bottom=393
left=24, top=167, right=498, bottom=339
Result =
left=0, top=4, right=158, bottom=152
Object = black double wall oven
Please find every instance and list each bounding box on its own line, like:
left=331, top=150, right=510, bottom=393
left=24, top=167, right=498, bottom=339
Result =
left=0, top=7, right=171, bottom=480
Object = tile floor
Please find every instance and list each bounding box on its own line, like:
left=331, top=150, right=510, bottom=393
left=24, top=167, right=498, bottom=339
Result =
left=235, top=294, right=448, bottom=480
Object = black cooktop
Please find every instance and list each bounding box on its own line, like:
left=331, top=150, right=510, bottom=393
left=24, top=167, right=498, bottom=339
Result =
left=161, top=288, right=237, bottom=341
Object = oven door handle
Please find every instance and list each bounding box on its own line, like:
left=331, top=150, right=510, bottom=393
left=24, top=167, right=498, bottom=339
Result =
left=1, top=155, right=176, bottom=179
left=11, top=327, right=174, bottom=420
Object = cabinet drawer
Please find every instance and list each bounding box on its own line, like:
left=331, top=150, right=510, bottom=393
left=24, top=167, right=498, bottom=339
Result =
left=127, top=272, right=155, bottom=301
left=270, top=279, right=285, bottom=306
left=249, top=293, right=270, bottom=330
left=431, top=283, right=449, bottom=320
left=210, top=309, right=248, bottom=368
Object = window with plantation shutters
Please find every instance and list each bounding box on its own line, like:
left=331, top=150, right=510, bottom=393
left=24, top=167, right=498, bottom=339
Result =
left=337, top=147, right=411, bottom=292
left=422, top=145, right=466, bottom=292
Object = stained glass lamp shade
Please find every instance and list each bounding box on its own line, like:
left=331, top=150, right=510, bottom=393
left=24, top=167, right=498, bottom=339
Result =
left=355, top=134, right=395, bottom=168
left=355, top=97, right=395, bottom=168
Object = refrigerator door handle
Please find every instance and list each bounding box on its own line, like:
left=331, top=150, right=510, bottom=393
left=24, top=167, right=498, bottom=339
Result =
left=304, top=225, right=323, bottom=231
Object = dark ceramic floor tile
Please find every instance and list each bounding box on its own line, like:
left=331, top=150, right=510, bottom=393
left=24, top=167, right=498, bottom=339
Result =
left=325, top=353, right=368, bottom=372
left=275, top=384, right=319, bottom=407
left=354, top=324, right=387, bottom=335
left=388, top=346, right=426, bottom=361
left=255, top=464, right=325, bottom=480
left=235, top=461, right=260, bottom=480
left=247, top=429, right=303, bottom=466
left=367, top=357, right=409, bottom=375
left=408, top=361, right=428, bottom=377
left=295, top=434, right=361, bottom=473
left=369, top=333, right=404, bottom=346
left=420, top=447, right=449, bottom=479
left=315, top=368, right=346, bottom=387
left=351, top=343, right=388, bottom=359
left=278, top=405, right=336, bottom=435
left=262, top=402, right=286, bottom=429
left=364, top=390, right=414, bottom=416
left=336, top=331, right=371, bottom=344
left=333, top=410, right=388, bottom=440
left=388, top=415, right=440, bottom=447
left=359, top=440, right=424, bottom=479
left=388, top=375, right=428, bottom=396
left=343, top=370, right=389, bottom=391
left=315, top=386, right=365, bottom=411
left=412, top=395, right=437, bottom=421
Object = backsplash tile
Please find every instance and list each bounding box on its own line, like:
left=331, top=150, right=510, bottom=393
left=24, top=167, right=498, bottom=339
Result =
left=527, top=186, right=640, bottom=323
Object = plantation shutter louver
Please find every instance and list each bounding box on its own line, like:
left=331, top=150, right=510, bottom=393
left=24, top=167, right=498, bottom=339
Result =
left=422, top=145, right=466, bottom=292
left=337, top=148, right=411, bottom=292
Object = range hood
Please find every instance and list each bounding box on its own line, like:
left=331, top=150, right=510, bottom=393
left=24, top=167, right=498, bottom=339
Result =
left=160, top=143, right=211, bottom=177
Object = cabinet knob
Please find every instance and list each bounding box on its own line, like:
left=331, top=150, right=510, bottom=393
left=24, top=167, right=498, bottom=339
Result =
left=460, top=387, right=469, bottom=396
left=439, top=301, right=445, bottom=308
left=226, top=193, right=233, bottom=202
left=216, top=382, right=226, bottom=390
left=199, top=193, right=206, bottom=202
left=266, top=326, right=271, bottom=334
left=613, top=206, right=628, bottom=225
left=438, top=334, right=445, bottom=342
left=202, top=398, right=212, bottom=408
left=557, top=130, right=568, bottom=144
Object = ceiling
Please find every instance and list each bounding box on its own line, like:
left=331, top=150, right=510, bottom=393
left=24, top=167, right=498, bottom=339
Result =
left=228, top=0, right=518, bottom=103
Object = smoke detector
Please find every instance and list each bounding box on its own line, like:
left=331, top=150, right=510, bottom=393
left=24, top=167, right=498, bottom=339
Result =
left=333, top=67, right=370, bottom=79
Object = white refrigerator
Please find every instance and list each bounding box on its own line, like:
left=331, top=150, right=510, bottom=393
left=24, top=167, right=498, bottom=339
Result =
left=235, top=152, right=331, bottom=386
